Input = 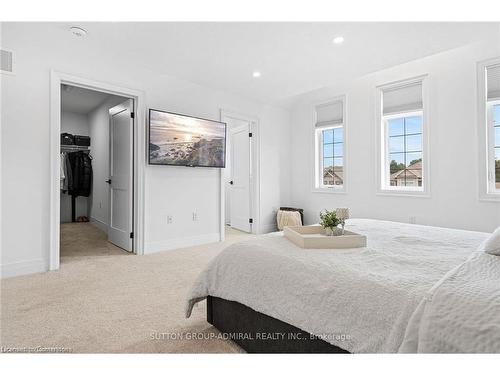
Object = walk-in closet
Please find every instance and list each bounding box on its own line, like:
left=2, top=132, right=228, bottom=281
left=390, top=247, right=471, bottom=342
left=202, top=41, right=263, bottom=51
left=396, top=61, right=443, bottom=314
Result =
left=60, top=84, right=133, bottom=261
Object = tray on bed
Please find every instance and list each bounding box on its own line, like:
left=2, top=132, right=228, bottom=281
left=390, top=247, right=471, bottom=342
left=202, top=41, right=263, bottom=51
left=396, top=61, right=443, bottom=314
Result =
left=284, top=225, right=367, bottom=249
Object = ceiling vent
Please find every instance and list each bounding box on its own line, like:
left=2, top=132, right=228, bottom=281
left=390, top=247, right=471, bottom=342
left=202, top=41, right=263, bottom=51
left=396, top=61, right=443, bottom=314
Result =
left=1, top=49, right=13, bottom=73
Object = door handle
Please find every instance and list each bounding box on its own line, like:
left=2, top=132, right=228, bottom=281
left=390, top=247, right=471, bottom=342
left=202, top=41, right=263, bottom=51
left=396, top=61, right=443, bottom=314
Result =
left=229, top=180, right=234, bottom=185
left=105, top=179, right=112, bottom=184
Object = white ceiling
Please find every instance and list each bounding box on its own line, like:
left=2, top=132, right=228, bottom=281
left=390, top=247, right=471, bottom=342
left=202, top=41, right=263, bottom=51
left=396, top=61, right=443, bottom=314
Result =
left=61, top=85, right=113, bottom=114
left=29, top=23, right=500, bottom=105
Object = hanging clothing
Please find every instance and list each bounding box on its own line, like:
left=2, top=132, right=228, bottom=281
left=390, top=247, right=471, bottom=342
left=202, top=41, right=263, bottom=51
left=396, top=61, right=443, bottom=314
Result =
left=65, top=153, right=73, bottom=193
left=67, top=151, right=92, bottom=197
left=60, top=153, right=66, bottom=190
left=78, top=152, right=92, bottom=197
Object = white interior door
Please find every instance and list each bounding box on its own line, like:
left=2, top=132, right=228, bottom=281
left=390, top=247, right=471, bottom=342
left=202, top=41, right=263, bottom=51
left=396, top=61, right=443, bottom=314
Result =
left=108, top=99, right=133, bottom=251
left=229, top=123, right=251, bottom=232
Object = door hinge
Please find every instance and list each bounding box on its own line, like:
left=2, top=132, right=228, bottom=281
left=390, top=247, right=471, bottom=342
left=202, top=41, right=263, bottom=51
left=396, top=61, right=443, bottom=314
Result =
left=130, top=232, right=134, bottom=239
left=249, top=218, right=253, bottom=224
left=130, top=112, right=135, bottom=119
left=248, top=132, right=253, bottom=137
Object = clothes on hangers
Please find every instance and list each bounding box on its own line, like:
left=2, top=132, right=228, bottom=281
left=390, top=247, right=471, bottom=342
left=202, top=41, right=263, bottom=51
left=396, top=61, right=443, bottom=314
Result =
left=78, top=152, right=92, bottom=197
left=66, top=151, right=92, bottom=197
left=60, top=153, right=66, bottom=190
left=65, top=152, right=73, bottom=193
left=60, top=152, right=73, bottom=192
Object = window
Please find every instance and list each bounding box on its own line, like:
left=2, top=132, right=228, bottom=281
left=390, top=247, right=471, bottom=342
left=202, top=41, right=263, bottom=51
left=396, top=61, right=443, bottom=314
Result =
left=314, top=98, right=345, bottom=191
left=486, top=64, right=500, bottom=194
left=378, top=77, right=427, bottom=193
left=493, top=103, right=500, bottom=190
left=386, top=113, right=423, bottom=188
left=478, top=59, right=500, bottom=200
left=320, top=127, right=344, bottom=186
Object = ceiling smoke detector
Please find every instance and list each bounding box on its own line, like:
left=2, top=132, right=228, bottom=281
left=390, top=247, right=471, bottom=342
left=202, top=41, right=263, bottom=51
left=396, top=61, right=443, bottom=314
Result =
left=70, top=27, right=88, bottom=37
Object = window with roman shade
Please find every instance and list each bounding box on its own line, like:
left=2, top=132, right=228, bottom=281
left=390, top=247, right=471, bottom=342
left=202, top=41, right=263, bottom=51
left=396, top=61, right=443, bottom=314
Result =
left=379, top=77, right=427, bottom=193
left=486, top=64, right=500, bottom=192
left=314, top=98, right=345, bottom=190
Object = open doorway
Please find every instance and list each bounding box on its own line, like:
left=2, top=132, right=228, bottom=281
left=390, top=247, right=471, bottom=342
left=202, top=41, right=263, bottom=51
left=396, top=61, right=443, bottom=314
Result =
left=50, top=72, right=146, bottom=271
left=221, top=111, right=258, bottom=234
left=59, top=84, right=134, bottom=263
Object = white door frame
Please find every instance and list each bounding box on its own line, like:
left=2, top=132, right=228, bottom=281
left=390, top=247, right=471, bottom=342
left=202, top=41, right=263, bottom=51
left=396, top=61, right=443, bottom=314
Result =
left=49, top=71, right=146, bottom=270
left=219, top=109, right=260, bottom=240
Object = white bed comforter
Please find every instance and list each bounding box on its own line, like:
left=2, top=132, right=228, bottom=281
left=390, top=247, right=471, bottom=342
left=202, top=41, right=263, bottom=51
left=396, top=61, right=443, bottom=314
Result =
left=185, top=219, right=489, bottom=353
left=399, top=250, right=500, bottom=353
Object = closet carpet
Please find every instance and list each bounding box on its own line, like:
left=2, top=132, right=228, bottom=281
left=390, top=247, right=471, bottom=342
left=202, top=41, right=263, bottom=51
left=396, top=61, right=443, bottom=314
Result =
left=0, top=224, right=254, bottom=353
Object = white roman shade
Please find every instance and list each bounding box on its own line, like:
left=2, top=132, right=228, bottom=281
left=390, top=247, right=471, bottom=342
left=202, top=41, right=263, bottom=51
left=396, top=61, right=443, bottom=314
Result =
left=315, top=100, right=343, bottom=128
left=382, top=81, right=423, bottom=115
left=487, top=64, right=500, bottom=101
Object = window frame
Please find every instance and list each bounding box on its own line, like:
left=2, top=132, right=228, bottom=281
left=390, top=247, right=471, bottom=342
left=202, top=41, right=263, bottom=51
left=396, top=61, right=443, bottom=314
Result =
left=477, top=57, right=500, bottom=202
left=376, top=75, right=430, bottom=197
left=486, top=99, right=500, bottom=195
left=312, top=96, right=347, bottom=193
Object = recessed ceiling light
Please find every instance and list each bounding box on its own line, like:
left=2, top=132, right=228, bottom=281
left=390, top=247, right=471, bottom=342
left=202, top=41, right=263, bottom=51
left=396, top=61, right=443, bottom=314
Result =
left=70, top=26, right=88, bottom=37
left=252, top=71, right=261, bottom=78
left=333, top=36, right=344, bottom=44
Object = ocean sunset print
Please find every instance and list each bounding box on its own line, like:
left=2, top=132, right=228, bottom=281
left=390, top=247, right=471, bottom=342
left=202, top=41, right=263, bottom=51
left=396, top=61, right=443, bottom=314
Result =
left=149, top=110, right=226, bottom=167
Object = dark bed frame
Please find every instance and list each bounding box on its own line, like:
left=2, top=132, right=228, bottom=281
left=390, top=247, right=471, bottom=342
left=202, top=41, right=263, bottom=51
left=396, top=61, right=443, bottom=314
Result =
left=207, top=296, right=349, bottom=353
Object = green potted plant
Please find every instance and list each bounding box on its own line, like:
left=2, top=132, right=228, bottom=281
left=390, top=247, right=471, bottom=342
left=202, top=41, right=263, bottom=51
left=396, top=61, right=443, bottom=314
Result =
left=319, top=209, right=342, bottom=236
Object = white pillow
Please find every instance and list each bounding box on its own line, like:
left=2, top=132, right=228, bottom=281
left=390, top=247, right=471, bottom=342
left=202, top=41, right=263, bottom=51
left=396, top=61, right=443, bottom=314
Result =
left=482, top=227, right=500, bottom=256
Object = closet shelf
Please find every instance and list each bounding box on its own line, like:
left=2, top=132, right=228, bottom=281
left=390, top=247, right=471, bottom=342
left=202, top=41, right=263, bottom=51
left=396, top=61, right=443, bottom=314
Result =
left=60, top=145, right=91, bottom=152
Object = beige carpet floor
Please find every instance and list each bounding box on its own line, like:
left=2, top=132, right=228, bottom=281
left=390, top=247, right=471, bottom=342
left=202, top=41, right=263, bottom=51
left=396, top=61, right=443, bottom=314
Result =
left=0, top=224, right=254, bottom=353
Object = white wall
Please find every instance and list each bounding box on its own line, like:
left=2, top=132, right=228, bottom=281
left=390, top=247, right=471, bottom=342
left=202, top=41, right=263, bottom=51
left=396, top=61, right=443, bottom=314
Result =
left=61, top=111, right=89, bottom=135
left=60, top=111, right=90, bottom=223
left=289, top=40, right=500, bottom=232
left=0, top=23, right=291, bottom=277
left=87, top=95, right=128, bottom=231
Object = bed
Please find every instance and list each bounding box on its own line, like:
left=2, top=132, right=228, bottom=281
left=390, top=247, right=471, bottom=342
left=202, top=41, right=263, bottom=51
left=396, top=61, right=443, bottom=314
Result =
left=185, top=219, right=499, bottom=353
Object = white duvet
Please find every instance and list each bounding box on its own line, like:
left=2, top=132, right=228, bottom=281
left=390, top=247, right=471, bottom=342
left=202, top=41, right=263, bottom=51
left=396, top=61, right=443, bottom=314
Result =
left=185, top=219, right=493, bottom=353
left=399, top=249, right=500, bottom=353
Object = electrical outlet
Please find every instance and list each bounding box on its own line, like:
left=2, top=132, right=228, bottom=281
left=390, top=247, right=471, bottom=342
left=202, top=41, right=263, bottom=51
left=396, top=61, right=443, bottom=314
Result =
left=409, top=216, right=417, bottom=224
left=166, top=215, right=173, bottom=224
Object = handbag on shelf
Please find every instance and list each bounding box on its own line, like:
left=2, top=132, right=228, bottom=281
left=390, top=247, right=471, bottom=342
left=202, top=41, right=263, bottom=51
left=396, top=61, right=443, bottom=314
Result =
left=74, top=135, right=91, bottom=146
left=61, top=133, right=74, bottom=145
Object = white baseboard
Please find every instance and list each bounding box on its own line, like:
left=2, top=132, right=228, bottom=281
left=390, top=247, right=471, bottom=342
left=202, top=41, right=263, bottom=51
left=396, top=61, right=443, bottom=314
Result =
left=90, top=217, right=109, bottom=233
left=144, top=233, right=220, bottom=255
left=1, top=258, right=48, bottom=279
left=260, top=223, right=277, bottom=234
